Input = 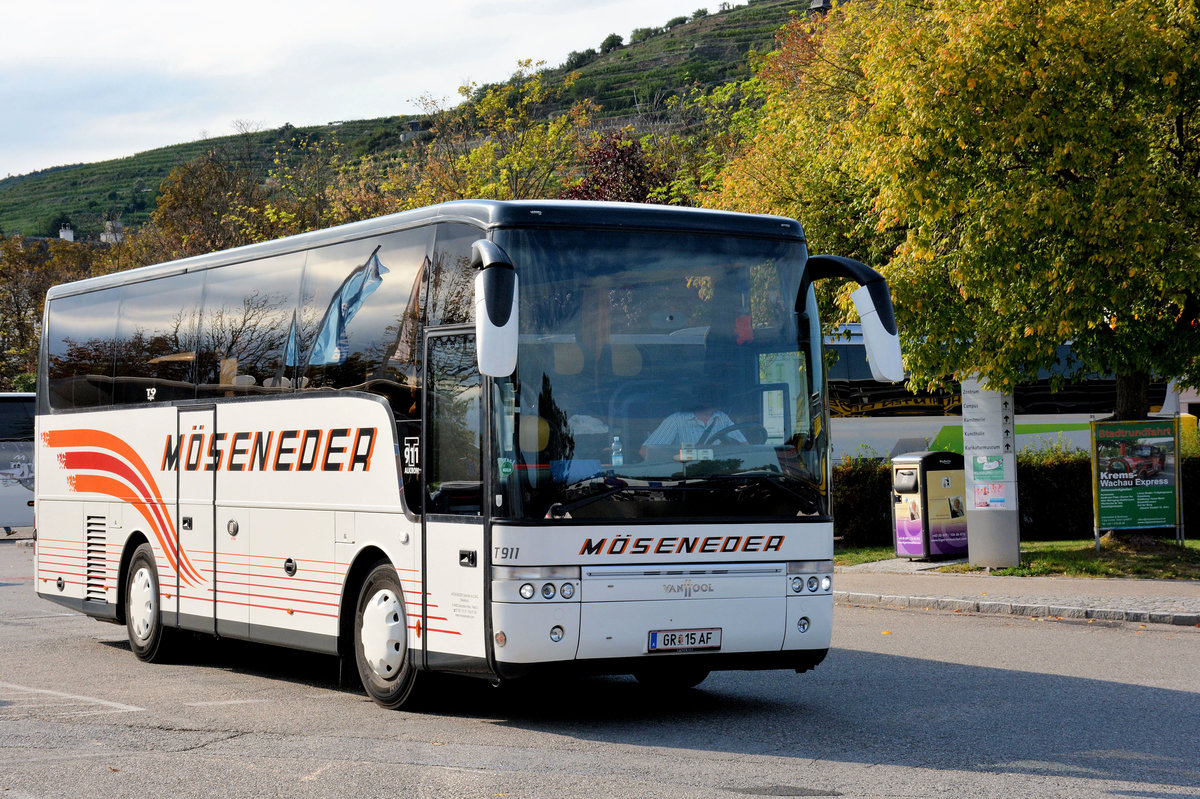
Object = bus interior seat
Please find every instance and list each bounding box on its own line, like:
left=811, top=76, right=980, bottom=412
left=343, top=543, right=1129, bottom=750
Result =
left=611, top=344, right=642, bottom=377
left=553, top=342, right=584, bottom=375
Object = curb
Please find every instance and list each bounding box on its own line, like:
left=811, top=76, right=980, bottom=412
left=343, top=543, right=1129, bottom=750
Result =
left=834, top=590, right=1200, bottom=627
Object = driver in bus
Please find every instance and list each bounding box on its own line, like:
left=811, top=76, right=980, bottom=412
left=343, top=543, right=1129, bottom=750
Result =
left=640, top=382, right=747, bottom=460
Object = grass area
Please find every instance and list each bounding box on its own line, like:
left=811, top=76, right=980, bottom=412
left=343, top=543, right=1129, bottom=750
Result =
left=836, top=539, right=1200, bottom=580
left=833, top=546, right=897, bottom=568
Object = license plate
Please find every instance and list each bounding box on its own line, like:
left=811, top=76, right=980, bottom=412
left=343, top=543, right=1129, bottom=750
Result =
left=648, top=628, right=722, bottom=652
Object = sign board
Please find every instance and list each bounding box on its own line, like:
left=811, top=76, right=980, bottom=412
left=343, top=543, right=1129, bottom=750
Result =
left=961, top=377, right=1018, bottom=512
left=1092, top=419, right=1180, bottom=532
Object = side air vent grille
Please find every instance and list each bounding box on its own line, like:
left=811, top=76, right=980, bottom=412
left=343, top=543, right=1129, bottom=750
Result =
left=85, top=515, right=107, bottom=603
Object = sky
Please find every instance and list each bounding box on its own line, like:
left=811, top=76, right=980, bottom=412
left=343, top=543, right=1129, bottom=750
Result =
left=1, top=0, right=711, bottom=178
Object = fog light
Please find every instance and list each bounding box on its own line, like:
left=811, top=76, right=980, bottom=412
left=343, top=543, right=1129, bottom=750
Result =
left=549, top=625, right=564, bottom=642
left=807, top=576, right=819, bottom=592
left=560, top=582, right=575, bottom=599
left=797, top=616, right=811, bottom=633
left=790, top=576, right=804, bottom=593
left=541, top=583, right=556, bottom=600
left=519, top=583, right=535, bottom=600
left=495, top=631, right=507, bottom=647
left=821, top=576, right=832, bottom=591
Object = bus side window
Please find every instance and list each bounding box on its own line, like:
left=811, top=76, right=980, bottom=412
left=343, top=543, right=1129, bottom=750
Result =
left=298, top=228, right=429, bottom=395
left=46, top=288, right=122, bottom=410
left=428, top=223, right=482, bottom=327
left=425, top=334, right=482, bottom=516
left=113, top=271, right=204, bottom=404
left=195, top=253, right=305, bottom=397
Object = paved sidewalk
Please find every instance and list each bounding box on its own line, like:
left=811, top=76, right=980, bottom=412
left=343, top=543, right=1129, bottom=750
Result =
left=836, top=558, right=1200, bottom=627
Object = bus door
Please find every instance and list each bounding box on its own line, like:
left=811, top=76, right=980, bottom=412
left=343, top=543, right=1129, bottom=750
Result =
left=176, top=406, right=216, bottom=634
left=422, top=331, right=489, bottom=670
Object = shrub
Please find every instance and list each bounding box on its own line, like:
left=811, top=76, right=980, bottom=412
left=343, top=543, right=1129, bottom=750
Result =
left=832, top=453, right=892, bottom=547
left=832, top=435, right=1196, bottom=550
left=1016, top=439, right=1093, bottom=540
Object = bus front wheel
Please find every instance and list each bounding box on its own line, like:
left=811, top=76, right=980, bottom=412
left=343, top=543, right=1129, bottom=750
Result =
left=125, top=543, right=177, bottom=663
left=354, top=561, right=420, bottom=709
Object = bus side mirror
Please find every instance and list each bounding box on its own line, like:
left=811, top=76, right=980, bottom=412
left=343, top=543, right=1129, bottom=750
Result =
left=805, top=254, right=905, bottom=384
left=471, top=240, right=519, bottom=377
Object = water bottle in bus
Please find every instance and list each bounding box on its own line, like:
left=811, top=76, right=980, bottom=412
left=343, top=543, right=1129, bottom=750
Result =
left=611, top=435, right=623, bottom=466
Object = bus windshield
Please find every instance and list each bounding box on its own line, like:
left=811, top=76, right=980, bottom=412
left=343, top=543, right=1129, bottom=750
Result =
left=491, top=226, right=827, bottom=523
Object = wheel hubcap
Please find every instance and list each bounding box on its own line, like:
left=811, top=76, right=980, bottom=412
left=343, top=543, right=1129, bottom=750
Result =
left=361, top=589, right=406, bottom=680
left=129, top=567, right=156, bottom=642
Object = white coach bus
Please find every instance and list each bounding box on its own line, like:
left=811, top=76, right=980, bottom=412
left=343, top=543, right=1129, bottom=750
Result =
left=34, top=201, right=901, bottom=708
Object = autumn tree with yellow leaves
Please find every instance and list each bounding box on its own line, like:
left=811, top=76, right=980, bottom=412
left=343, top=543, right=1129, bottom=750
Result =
left=709, top=0, right=1200, bottom=418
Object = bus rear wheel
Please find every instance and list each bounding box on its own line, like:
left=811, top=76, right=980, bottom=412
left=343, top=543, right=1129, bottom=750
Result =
left=125, top=543, right=177, bottom=663
left=354, top=561, right=420, bottom=709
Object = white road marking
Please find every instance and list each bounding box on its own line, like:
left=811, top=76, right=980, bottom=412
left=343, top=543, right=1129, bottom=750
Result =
left=0, top=681, right=143, bottom=713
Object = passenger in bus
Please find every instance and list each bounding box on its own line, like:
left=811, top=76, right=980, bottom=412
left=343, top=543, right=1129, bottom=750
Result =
left=640, top=383, right=747, bottom=460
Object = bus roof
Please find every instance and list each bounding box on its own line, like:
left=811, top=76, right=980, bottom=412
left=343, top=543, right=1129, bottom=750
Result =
left=47, top=200, right=806, bottom=300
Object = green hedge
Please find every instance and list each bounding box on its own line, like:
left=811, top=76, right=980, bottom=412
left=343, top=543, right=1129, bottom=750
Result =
left=830, top=456, right=894, bottom=547
left=832, top=453, right=1198, bottom=548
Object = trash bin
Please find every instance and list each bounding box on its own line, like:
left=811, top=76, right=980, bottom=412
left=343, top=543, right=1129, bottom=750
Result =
left=891, top=451, right=969, bottom=559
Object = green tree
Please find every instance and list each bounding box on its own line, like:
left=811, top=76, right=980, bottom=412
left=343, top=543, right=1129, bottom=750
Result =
left=0, top=236, right=110, bottom=388
left=703, top=8, right=893, bottom=264
left=390, top=61, right=595, bottom=204
left=709, top=0, right=1200, bottom=419
left=230, top=133, right=347, bottom=241
left=643, top=79, right=768, bottom=207
left=41, top=212, right=73, bottom=239
left=631, top=27, right=663, bottom=44
left=145, top=151, right=263, bottom=260
left=859, top=0, right=1200, bottom=417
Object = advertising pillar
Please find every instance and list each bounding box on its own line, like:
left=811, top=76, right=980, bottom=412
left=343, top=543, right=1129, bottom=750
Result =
left=961, top=377, right=1020, bottom=568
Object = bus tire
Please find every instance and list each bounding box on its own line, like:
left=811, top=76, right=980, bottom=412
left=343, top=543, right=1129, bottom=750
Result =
left=125, top=543, right=176, bottom=663
left=634, top=667, right=710, bottom=691
left=354, top=561, right=419, bottom=709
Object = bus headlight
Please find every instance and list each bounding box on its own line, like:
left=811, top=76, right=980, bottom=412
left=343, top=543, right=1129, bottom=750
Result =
left=549, top=626, right=565, bottom=643
left=519, top=583, right=535, bottom=600
left=790, top=576, right=804, bottom=594
left=560, top=582, right=575, bottom=599
left=821, top=576, right=832, bottom=591
left=807, top=576, right=819, bottom=592
left=541, top=583, right=556, bottom=600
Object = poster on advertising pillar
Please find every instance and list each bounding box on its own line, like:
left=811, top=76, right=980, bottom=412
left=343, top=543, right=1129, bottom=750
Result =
left=1092, top=419, right=1181, bottom=542
left=960, top=377, right=1019, bottom=512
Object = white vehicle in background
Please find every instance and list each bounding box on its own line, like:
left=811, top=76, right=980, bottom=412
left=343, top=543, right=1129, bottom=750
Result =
left=0, top=392, right=35, bottom=534
left=34, top=201, right=901, bottom=709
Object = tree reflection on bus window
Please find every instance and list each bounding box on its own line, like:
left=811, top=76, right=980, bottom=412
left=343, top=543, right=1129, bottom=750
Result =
left=195, top=253, right=305, bottom=397
left=46, top=288, right=122, bottom=410
left=113, top=272, right=204, bottom=404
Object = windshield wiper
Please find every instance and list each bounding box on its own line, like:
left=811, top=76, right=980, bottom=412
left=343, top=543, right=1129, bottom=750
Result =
left=724, top=471, right=823, bottom=514
left=546, top=482, right=630, bottom=518
left=546, top=478, right=720, bottom=518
